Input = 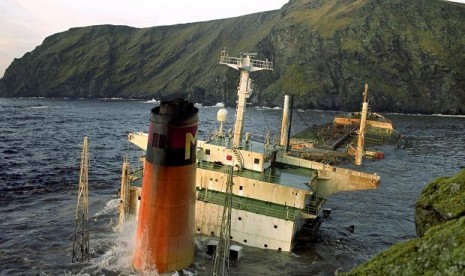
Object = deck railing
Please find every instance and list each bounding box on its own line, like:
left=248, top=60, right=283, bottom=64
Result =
left=197, top=188, right=299, bottom=220
left=219, top=54, right=273, bottom=70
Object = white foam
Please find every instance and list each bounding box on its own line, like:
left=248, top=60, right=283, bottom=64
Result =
left=77, top=220, right=142, bottom=275
left=431, top=113, right=465, bottom=118
left=93, top=198, right=120, bottom=217
left=254, top=106, right=273, bottom=110
left=144, top=99, right=160, bottom=104
left=30, top=106, right=48, bottom=109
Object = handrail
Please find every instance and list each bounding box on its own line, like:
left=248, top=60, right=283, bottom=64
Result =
left=197, top=188, right=298, bottom=220
left=219, top=54, right=273, bottom=70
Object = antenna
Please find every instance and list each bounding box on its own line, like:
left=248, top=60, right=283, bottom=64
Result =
left=72, top=137, right=90, bottom=263
left=355, top=85, right=369, bottom=166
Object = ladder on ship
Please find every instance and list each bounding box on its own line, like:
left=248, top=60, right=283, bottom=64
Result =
left=72, top=137, right=90, bottom=263
left=231, top=148, right=244, bottom=171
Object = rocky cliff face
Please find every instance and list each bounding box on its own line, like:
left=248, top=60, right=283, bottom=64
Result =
left=345, top=170, right=465, bottom=275
left=1, top=0, right=465, bottom=114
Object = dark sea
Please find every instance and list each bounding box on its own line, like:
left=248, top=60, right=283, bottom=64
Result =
left=1, top=97, right=464, bottom=275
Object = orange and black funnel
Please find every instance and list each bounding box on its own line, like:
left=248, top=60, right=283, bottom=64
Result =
left=133, top=99, right=198, bottom=273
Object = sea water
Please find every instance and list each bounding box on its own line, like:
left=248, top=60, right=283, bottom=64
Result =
left=1, top=98, right=464, bottom=275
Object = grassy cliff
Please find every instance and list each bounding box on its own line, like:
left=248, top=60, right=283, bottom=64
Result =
left=1, top=0, right=465, bottom=114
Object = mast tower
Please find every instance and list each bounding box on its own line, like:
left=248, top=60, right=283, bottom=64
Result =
left=72, top=136, right=90, bottom=263
left=355, top=84, right=369, bottom=166
left=219, top=50, right=273, bottom=148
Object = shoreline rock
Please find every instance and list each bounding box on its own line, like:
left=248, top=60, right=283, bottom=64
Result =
left=415, top=170, right=465, bottom=237
left=345, top=170, right=465, bottom=275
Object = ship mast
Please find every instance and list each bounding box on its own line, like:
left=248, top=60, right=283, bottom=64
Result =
left=118, top=155, right=130, bottom=230
left=355, top=84, right=369, bottom=166
left=219, top=50, right=273, bottom=148
left=72, top=136, right=90, bottom=263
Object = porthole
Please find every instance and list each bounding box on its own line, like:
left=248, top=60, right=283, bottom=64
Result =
left=138, top=196, right=141, bottom=200
left=278, top=247, right=282, bottom=251
left=210, top=231, right=215, bottom=236
left=197, top=228, right=201, bottom=232
left=229, top=236, right=233, bottom=240
left=238, top=217, right=242, bottom=221
left=274, top=225, right=278, bottom=229
left=244, top=239, right=247, bottom=243
left=264, top=244, right=268, bottom=248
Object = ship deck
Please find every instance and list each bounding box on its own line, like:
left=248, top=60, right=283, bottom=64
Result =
left=205, top=137, right=315, bottom=189
left=130, top=162, right=316, bottom=191
left=197, top=161, right=315, bottom=191
left=130, top=137, right=317, bottom=191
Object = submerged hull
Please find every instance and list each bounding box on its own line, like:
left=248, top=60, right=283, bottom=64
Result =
left=196, top=201, right=302, bottom=251
left=124, top=184, right=304, bottom=252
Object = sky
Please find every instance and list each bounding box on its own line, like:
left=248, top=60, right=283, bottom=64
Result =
left=0, top=0, right=464, bottom=78
left=0, top=0, right=288, bottom=77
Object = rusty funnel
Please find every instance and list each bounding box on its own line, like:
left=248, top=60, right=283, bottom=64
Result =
left=133, top=99, right=198, bottom=273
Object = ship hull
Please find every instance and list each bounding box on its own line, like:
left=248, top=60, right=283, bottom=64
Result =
left=196, top=201, right=303, bottom=252
left=125, top=163, right=315, bottom=252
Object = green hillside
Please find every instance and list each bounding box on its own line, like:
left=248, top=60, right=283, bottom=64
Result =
left=1, top=0, right=464, bottom=114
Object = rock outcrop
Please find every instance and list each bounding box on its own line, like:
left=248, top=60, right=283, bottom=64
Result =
left=346, top=170, right=465, bottom=275
left=1, top=0, right=465, bottom=114
left=415, top=170, right=465, bottom=237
